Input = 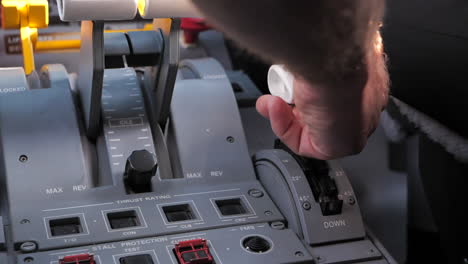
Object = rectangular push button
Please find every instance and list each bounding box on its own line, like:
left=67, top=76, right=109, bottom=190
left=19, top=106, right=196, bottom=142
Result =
left=174, top=239, right=214, bottom=264
left=60, top=253, right=95, bottom=264
left=49, top=217, right=83, bottom=237
left=119, top=254, right=154, bottom=264
left=215, top=198, right=247, bottom=216
left=163, top=204, right=195, bottom=222
left=107, top=210, right=140, bottom=229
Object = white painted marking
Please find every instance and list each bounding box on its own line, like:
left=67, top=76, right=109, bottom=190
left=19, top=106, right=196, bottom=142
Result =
left=42, top=202, right=114, bottom=212
left=166, top=245, right=178, bottom=264
left=173, top=188, right=240, bottom=197
left=138, top=136, right=149, bottom=140
left=109, top=139, right=121, bottom=142
left=112, top=154, right=124, bottom=158
left=170, top=233, right=206, bottom=240
left=108, top=117, right=144, bottom=128
left=49, top=248, right=89, bottom=256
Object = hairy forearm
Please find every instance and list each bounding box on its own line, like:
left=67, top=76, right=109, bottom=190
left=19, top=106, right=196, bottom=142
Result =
left=192, top=0, right=389, bottom=158
left=295, top=31, right=389, bottom=158
left=191, top=0, right=385, bottom=88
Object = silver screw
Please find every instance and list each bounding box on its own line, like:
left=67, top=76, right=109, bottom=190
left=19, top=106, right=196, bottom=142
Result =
left=302, top=201, right=311, bottom=210
left=347, top=196, right=356, bottom=205
left=19, top=155, right=28, bottom=163
left=20, top=242, right=37, bottom=253
left=248, top=189, right=264, bottom=198
left=270, top=221, right=285, bottom=230
left=315, top=256, right=325, bottom=263
left=295, top=251, right=304, bottom=257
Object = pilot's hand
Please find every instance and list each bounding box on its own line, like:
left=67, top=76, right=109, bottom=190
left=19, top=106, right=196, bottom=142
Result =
left=257, top=35, right=389, bottom=160
left=191, top=0, right=389, bottom=159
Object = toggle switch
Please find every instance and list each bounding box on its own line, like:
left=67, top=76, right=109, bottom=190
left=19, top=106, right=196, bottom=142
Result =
left=124, top=150, right=157, bottom=193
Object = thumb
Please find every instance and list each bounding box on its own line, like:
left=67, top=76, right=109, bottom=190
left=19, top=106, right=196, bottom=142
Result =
left=256, top=95, right=303, bottom=153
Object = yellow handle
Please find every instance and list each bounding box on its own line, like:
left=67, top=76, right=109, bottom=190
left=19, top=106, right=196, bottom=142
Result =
left=2, top=0, right=49, bottom=74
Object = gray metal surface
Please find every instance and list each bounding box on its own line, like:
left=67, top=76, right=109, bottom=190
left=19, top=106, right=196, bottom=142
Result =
left=127, top=31, right=163, bottom=56
left=309, top=240, right=382, bottom=264
left=180, top=30, right=233, bottom=71
left=0, top=25, right=396, bottom=263
left=39, top=64, right=72, bottom=89
left=0, top=87, right=93, bottom=247
left=179, top=58, right=261, bottom=107
left=198, top=30, right=233, bottom=70
left=168, top=79, right=255, bottom=183
left=240, top=104, right=406, bottom=263
left=78, top=21, right=105, bottom=138
left=17, top=224, right=314, bottom=264
left=359, top=261, right=390, bottom=264
left=340, top=126, right=407, bottom=263
left=104, top=33, right=131, bottom=56
left=0, top=217, right=5, bottom=250
left=227, top=71, right=262, bottom=107
left=100, top=68, right=156, bottom=186
left=152, top=19, right=180, bottom=127
left=0, top=68, right=29, bottom=94
left=255, top=150, right=366, bottom=245
left=0, top=254, right=8, bottom=264
left=179, top=58, right=227, bottom=80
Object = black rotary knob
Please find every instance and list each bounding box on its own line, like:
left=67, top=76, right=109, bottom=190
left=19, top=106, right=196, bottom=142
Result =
left=242, top=236, right=271, bottom=253
left=124, top=150, right=157, bottom=193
